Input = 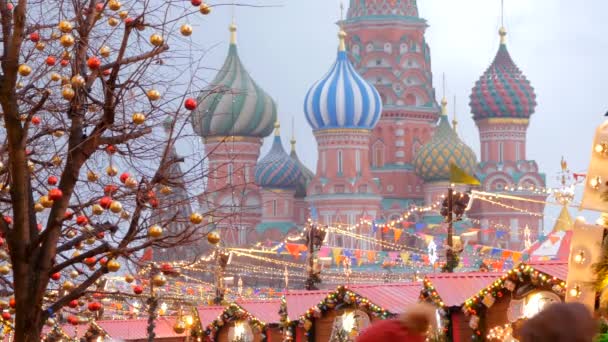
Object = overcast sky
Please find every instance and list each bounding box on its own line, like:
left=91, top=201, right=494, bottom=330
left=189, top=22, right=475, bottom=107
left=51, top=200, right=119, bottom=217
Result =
left=190, top=0, right=606, bottom=227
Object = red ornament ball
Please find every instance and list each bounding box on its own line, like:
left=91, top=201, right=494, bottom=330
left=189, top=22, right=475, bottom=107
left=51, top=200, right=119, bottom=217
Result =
left=99, top=196, right=112, bottom=209
left=87, top=56, right=101, bottom=70
left=184, top=98, right=197, bottom=110
left=191, top=0, right=202, bottom=5
left=95, top=2, right=104, bottom=11
left=2, top=312, right=11, bottom=320
left=3, top=216, right=12, bottom=225
left=31, top=116, right=41, bottom=125
left=68, top=299, right=78, bottom=308
left=9, top=298, right=15, bottom=309
left=104, top=184, right=118, bottom=195
left=6, top=3, right=13, bottom=10
left=133, top=285, right=143, bottom=295
left=51, top=272, right=61, bottom=281
left=60, top=59, right=69, bottom=67
left=30, top=32, right=40, bottom=42
left=88, top=302, right=102, bottom=311
left=76, top=215, right=88, bottom=226
left=47, top=175, right=58, bottom=185
left=106, top=145, right=117, bottom=154
left=102, top=69, right=111, bottom=76
left=64, top=210, right=74, bottom=220
left=46, top=56, right=56, bottom=66
left=119, top=172, right=130, bottom=183
left=37, top=223, right=43, bottom=231
left=48, top=188, right=63, bottom=201
left=68, top=315, right=79, bottom=325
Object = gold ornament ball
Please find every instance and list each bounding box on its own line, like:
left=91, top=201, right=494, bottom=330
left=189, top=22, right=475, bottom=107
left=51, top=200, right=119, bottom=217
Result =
left=58, top=20, right=73, bottom=33
left=27, top=161, right=35, bottom=172
left=50, top=72, right=61, bottom=82
left=124, top=274, right=134, bottom=283
left=190, top=213, right=203, bottom=224
left=52, top=155, right=62, bottom=166
left=150, top=34, right=164, bottom=47
left=132, top=112, right=146, bottom=125
left=53, top=130, right=64, bottom=138
left=62, top=86, right=75, bottom=100
left=87, top=171, right=99, bottom=182
left=34, top=203, right=45, bottom=212
left=70, top=270, right=79, bottom=279
left=118, top=10, right=128, bottom=19
left=200, top=4, right=211, bottom=15
left=40, top=195, right=54, bottom=208
left=0, top=251, right=8, bottom=261
left=148, top=225, right=163, bottom=238
left=71, top=75, right=85, bottom=87
left=107, top=259, right=121, bottom=272
left=100, top=45, right=111, bottom=58
left=125, top=177, right=138, bottom=188
left=35, top=42, right=46, bottom=51
left=180, top=24, right=193, bottom=36
left=152, top=274, right=167, bottom=286
left=108, top=17, right=119, bottom=27
left=120, top=210, right=130, bottom=219
left=0, top=265, right=11, bottom=275
left=18, top=64, right=32, bottom=76
left=147, top=89, right=161, bottom=101
left=109, top=200, right=122, bottom=213
left=50, top=31, right=61, bottom=40
left=207, top=231, right=220, bottom=245
left=63, top=280, right=75, bottom=290
left=61, top=50, right=71, bottom=60
left=85, top=237, right=96, bottom=245
left=106, top=165, right=118, bottom=176
left=160, top=186, right=172, bottom=195
left=92, top=204, right=104, bottom=215
left=60, top=34, right=75, bottom=47
left=108, top=0, right=121, bottom=11
left=173, top=320, right=186, bottom=334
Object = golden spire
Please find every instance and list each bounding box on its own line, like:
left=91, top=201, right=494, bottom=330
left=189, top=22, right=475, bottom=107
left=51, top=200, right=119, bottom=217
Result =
left=452, top=95, right=458, bottom=134
left=499, top=0, right=507, bottom=44
left=290, top=117, right=296, bottom=152
left=274, top=120, right=280, bottom=136
left=441, top=73, right=447, bottom=116
left=229, top=22, right=237, bottom=45
left=338, top=1, right=346, bottom=52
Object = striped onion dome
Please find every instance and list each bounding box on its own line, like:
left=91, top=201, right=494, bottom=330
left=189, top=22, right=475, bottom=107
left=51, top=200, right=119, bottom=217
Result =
left=192, top=23, right=277, bottom=138
left=304, top=30, right=382, bottom=131
left=289, top=137, right=314, bottom=198
left=469, top=28, right=536, bottom=120
left=255, top=123, right=302, bottom=189
left=414, top=99, right=478, bottom=182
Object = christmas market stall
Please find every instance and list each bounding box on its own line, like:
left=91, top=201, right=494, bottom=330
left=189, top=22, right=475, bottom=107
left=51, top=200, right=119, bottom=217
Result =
left=462, top=261, right=567, bottom=341
left=422, top=261, right=568, bottom=341
left=202, top=302, right=277, bottom=342
left=421, top=272, right=502, bottom=341
left=296, top=283, right=422, bottom=341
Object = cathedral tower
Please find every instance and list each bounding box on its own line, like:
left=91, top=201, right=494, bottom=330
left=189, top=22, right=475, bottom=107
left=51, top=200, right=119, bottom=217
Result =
left=192, top=23, right=277, bottom=246
left=341, top=0, right=440, bottom=220
left=467, top=26, right=546, bottom=249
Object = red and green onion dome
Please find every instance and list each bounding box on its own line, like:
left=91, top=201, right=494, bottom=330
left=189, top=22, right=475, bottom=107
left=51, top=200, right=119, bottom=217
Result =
left=255, top=123, right=302, bottom=190
left=469, top=28, right=536, bottom=120
left=192, top=23, right=277, bottom=138
left=414, top=99, right=478, bottom=182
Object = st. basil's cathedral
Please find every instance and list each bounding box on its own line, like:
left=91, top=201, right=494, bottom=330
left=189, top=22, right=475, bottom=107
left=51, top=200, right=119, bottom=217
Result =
left=190, top=0, right=546, bottom=253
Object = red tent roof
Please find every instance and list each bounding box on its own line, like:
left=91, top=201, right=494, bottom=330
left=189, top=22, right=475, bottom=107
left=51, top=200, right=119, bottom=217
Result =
left=235, top=299, right=281, bottom=324
left=98, top=317, right=183, bottom=340
left=285, top=289, right=331, bottom=320
left=528, top=261, right=568, bottom=280
left=348, top=283, right=422, bottom=314
left=425, top=272, right=502, bottom=307
left=198, top=305, right=228, bottom=327
left=527, top=230, right=572, bottom=262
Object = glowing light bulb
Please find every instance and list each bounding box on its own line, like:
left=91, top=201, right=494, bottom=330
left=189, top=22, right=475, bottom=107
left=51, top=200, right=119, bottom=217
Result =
left=590, top=176, right=602, bottom=190
left=573, top=251, right=585, bottom=264
left=595, top=143, right=605, bottom=153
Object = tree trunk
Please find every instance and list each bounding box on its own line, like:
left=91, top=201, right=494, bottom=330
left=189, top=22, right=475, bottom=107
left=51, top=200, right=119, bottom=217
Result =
left=13, top=279, right=46, bottom=342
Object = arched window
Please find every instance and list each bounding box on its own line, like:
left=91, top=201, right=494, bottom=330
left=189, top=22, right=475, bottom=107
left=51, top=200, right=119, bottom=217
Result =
left=405, top=93, right=416, bottom=106
left=355, top=150, right=361, bottom=174
left=373, top=142, right=384, bottom=168
left=272, top=200, right=277, bottom=217
left=337, top=150, right=343, bottom=175
left=499, top=142, right=504, bottom=163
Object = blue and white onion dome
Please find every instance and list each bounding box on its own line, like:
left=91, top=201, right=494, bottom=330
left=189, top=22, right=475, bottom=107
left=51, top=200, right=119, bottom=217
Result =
left=304, top=29, right=382, bottom=130
left=192, top=23, right=277, bottom=138
left=255, top=122, right=302, bottom=189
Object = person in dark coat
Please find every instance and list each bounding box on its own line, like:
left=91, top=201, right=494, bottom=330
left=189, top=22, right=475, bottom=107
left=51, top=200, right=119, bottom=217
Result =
left=517, top=302, right=597, bottom=342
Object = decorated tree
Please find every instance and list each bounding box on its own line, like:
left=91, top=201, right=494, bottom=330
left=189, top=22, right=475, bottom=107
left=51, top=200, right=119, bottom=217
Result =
left=0, top=0, right=237, bottom=340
